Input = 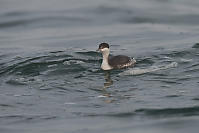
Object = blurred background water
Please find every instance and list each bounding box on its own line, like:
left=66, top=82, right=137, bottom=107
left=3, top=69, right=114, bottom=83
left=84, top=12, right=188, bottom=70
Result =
left=1, top=0, right=199, bottom=133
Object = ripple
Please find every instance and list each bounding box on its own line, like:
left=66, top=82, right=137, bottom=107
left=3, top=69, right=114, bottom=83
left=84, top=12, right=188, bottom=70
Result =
left=161, top=50, right=192, bottom=58
left=165, top=95, right=181, bottom=98
left=63, top=60, right=85, bottom=65
left=80, top=111, right=136, bottom=118
left=122, top=14, right=199, bottom=25
left=192, top=43, right=199, bottom=48
left=136, top=57, right=155, bottom=65
left=184, top=68, right=199, bottom=73
left=76, top=51, right=101, bottom=57
left=0, top=104, right=14, bottom=108
left=0, top=114, right=57, bottom=123
left=0, top=15, right=91, bottom=29
left=192, top=98, right=199, bottom=101
left=76, top=106, right=199, bottom=118
left=6, top=78, right=27, bottom=86
left=0, top=51, right=88, bottom=76
left=135, top=106, right=199, bottom=117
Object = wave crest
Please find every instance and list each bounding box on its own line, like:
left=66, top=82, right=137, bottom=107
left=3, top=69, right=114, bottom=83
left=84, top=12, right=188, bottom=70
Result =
left=120, top=62, right=178, bottom=76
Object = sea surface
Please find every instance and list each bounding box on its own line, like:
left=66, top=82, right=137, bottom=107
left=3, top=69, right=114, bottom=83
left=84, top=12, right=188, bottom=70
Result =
left=1, top=0, right=199, bottom=133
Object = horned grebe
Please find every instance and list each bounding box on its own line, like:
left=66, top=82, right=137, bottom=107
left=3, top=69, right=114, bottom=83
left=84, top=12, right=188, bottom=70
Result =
left=97, top=43, right=136, bottom=70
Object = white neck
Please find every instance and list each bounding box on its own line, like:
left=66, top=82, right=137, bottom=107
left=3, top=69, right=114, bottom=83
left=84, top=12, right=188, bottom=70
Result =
left=101, top=48, right=112, bottom=70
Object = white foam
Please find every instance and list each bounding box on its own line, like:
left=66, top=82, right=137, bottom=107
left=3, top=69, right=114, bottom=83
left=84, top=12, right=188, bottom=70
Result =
left=120, top=62, right=178, bottom=76
left=47, top=64, right=58, bottom=68
left=180, top=58, right=193, bottom=63
left=64, top=102, right=77, bottom=105
left=97, top=95, right=108, bottom=98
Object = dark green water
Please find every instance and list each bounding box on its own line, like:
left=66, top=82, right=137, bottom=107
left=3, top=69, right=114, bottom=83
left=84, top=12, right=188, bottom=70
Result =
left=1, top=0, right=199, bottom=133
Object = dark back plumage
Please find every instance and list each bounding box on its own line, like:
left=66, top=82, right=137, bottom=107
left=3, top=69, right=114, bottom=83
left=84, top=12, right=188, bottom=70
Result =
left=108, top=55, right=132, bottom=69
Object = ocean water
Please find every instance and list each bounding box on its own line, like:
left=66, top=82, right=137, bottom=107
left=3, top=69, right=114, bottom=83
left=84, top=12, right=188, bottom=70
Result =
left=1, top=0, right=199, bottom=133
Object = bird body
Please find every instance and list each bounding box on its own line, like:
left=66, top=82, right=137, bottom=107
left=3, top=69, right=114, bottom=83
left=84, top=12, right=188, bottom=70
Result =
left=97, top=43, right=136, bottom=70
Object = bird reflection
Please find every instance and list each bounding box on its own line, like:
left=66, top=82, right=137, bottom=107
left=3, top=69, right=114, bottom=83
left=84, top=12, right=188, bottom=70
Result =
left=100, top=71, right=137, bottom=103
left=100, top=71, right=114, bottom=103
left=103, top=71, right=113, bottom=89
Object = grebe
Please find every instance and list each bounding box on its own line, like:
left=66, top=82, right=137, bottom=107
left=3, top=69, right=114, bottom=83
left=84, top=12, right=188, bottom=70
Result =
left=97, top=43, right=136, bottom=70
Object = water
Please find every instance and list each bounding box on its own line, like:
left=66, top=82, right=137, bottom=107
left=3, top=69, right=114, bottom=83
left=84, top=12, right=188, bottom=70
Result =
left=1, top=0, right=199, bottom=132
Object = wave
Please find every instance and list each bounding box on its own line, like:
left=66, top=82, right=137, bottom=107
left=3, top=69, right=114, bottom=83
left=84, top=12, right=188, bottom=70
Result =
left=0, top=50, right=100, bottom=77
left=135, top=106, right=199, bottom=117
left=0, top=14, right=91, bottom=29
left=0, top=114, right=57, bottom=123
left=79, top=106, right=199, bottom=118
left=120, top=62, right=178, bottom=76
left=192, top=43, right=199, bottom=48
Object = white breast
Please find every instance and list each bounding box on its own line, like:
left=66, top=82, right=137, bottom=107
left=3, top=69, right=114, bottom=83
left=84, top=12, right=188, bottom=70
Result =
left=101, top=60, right=113, bottom=70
